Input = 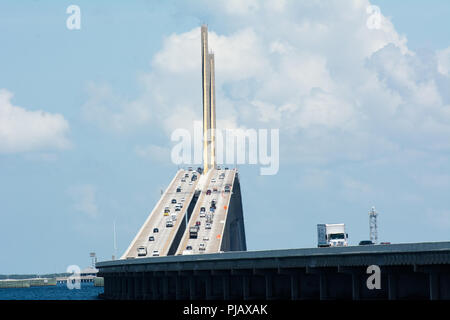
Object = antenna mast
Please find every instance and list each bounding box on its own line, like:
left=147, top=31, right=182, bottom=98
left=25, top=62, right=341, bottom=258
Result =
left=369, top=206, right=378, bottom=244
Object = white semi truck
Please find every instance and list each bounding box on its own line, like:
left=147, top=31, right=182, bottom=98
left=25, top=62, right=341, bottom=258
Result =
left=317, top=223, right=348, bottom=247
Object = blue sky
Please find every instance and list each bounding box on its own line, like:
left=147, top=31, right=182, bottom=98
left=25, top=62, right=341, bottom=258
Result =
left=1, top=1, right=449, bottom=274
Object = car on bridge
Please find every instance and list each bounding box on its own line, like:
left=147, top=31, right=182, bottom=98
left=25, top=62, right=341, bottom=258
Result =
left=137, top=246, right=147, bottom=257
left=206, top=189, right=211, bottom=195
left=205, top=223, right=211, bottom=229
left=359, top=240, right=374, bottom=245
left=148, top=236, right=155, bottom=241
left=199, top=243, right=206, bottom=251
left=152, top=250, right=160, bottom=257
left=171, top=199, right=177, bottom=204
left=153, top=228, right=159, bottom=233
left=176, top=186, right=182, bottom=192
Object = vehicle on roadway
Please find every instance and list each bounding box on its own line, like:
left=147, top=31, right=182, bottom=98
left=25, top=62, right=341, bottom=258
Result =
left=181, top=178, right=186, bottom=182
left=152, top=250, right=160, bottom=257
left=171, top=198, right=177, bottom=204
left=186, top=245, right=192, bottom=250
left=199, top=243, right=206, bottom=251
left=166, top=219, right=174, bottom=228
left=206, top=189, right=211, bottom=195
left=164, top=211, right=169, bottom=216
left=205, top=223, right=211, bottom=230
left=203, top=236, right=209, bottom=241
left=317, top=224, right=348, bottom=247
left=195, top=221, right=201, bottom=227
left=380, top=242, right=391, bottom=245
left=200, top=212, right=206, bottom=218
left=148, top=236, right=155, bottom=241
left=189, top=226, right=199, bottom=239
left=137, top=246, right=147, bottom=257
left=359, top=240, right=374, bottom=245
left=176, top=186, right=181, bottom=192
left=200, top=207, right=206, bottom=212
left=153, top=228, right=159, bottom=233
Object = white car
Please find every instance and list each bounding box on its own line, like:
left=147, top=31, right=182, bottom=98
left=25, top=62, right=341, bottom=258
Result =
left=205, top=223, right=212, bottom=229
left=137, top=246, right=147, bottom=257
left=211, top=179, right=216, bottom=183
left=199, top=243, right=206, bottom=251
left=152, top=250, right=160, bottom=257
left=189, top=181, right=193, bottom=185
left=203, top=236, right=209, bottom=241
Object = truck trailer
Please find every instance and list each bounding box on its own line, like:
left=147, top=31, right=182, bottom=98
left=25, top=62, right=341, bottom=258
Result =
left=317, top=223, right=348, bottom=247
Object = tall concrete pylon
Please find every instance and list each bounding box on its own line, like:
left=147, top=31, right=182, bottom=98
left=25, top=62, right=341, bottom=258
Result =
left=201, top=25, right=216, bottom=174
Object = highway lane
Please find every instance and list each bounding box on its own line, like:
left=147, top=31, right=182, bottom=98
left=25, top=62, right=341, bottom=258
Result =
left=175, top=168, right=236, bottom=255
left=121, top=169, right=199, bottom=258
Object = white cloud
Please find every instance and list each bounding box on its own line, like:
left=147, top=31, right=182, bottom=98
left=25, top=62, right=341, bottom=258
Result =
left=0, top=89, right=70, bottom=153
left=68, top=184, right=99, bottom=218
left=437, top=47, right=450, bottom=76
left=135, top=144, right=171, bottom=163
left=83, top=0, right=450, bottom=167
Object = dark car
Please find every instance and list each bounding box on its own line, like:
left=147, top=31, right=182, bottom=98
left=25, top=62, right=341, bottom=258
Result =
left=196, top=221, right=201, bottom=226
left=359, top=240, right=374, bottom=245
left=186, top=245, right=192, bottom=250
left=171, top=199, right=177, bottom=204
left=153, top=228, right=159, bottom=233
left=380, top=242, right=391, bottom=245
left=206, top=189, right=211, bottom=195
left=200, top=207, right=206, bottom=212
left=191, top=174, right=197, bottom=182
left=148, top=236, right=155, bottom=241
left=176, top=186, right=181, bottom=192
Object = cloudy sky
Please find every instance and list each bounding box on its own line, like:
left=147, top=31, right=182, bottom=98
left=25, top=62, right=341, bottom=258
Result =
left=1, top=0, right=449, bottom=274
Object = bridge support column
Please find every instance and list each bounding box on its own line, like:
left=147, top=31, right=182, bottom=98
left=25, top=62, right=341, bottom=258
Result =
left=121, top=275, right=127, bottom=300
left=162, top=277, right=169, bottom=300
left=222, top=276, right=230, bottom=300
left=351, top=273, right=360, bottom=301
left=189, top=277, right=195, bottom=300
left=151, top=277, right=159, bottom=300
left=205, top=276, right=212, bottom=300
left=319, top=274, right=327, bottom=300
left=134, top=275, right=141, bottom=300
left=290, top=274, right=299, bottom=300
left=429, top=272, right=440, bottom=300
left=242, top=276, right=250, bottom=300
left=142, top=273, right=148, bottom=299
left=265, top=275, right=273, bottom=300
left=388, top=273, right=397, bottom=300
left=128, top=275, right=135, bottom=300
left=113, top=276, right=119, bottom=299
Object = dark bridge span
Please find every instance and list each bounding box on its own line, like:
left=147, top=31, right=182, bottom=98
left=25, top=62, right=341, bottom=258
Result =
left=97, top=241, right=450, bottom=300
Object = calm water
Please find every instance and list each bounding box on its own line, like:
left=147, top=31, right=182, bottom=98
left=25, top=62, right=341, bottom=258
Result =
left=0, top=283, right=103, bottom=300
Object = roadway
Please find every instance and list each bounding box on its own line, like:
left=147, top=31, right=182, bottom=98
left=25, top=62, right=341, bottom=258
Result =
left=175, top=168, right=236, bottom=255
left=121, top=169, right=199, bottom=259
